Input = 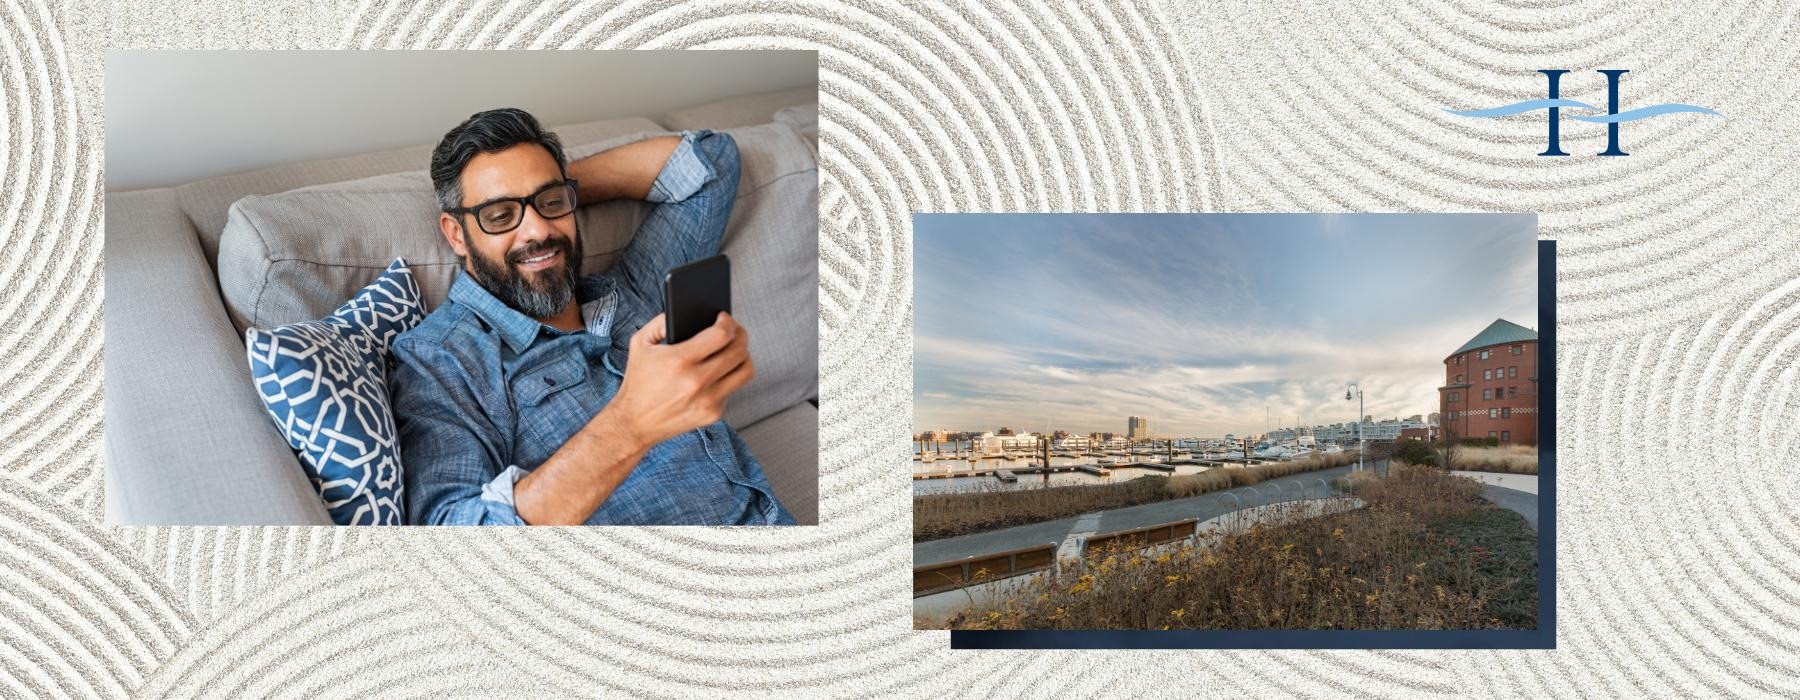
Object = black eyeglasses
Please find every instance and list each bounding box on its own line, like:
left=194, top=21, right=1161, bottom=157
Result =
left=447, top=179, right=579, bottom=235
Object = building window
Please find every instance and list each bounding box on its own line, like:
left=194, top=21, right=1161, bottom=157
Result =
left=1480, top=349, right=1490, bottom=359
left=1511, top=345, right=1521, bottom=355
left=1482, top=389, right=1491, bottom=400
left=1509, top=366, right=1517, bottom=378
left=1455, top=374, right=1463, bottom=383
left=1501, top=430, right=1510, bottom=441
left=1488, top=431, right=1498, bottom=438
left=1508, top=386, right=1517, bottom=398
left=1501, top=407, right=1511, bottom=418
left=1489, top=408, right=1499, bottom=419
left=1483, top=369, right=1491, bottom=380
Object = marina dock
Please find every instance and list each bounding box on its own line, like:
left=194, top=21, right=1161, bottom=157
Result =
left=911, top=455, right=1273, bottom=483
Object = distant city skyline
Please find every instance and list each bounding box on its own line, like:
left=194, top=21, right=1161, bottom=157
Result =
left=912, top=213, right=1537, bottom=437
left=915, top=410, right=1429, bottom=441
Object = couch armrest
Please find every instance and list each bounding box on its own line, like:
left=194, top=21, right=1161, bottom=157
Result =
left=105, top=189, right=332, bottom=525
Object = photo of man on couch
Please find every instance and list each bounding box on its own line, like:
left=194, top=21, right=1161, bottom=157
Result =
left=395, top=109, right=789, bottom=525
left=103, top=51, right=819, bottom=526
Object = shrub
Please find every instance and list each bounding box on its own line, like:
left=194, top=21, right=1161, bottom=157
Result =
left=1452, top=445, right=1539, bottom=474
left=914, top=452, right=1360, bottom=541
left=942, top=467, right=1537, bottom=630
left=1390, top=441, right=1439, bottom=468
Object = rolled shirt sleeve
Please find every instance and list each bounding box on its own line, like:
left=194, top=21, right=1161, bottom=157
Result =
left=607, top=129, right=743, bottom=319
left=646, top=131, right=717, bottom=203
left=476, top=465, right=531, bottom=522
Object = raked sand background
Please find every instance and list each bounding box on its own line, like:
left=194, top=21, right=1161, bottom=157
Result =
left=4, top=1, right=1799, bottom=696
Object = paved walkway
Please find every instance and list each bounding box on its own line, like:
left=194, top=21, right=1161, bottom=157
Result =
left=1451, top=471, right=1538, bottom=494
left=1476, top=484, right=1538, bottom=531
left=914, top=461, right=1377, bottom=566
left=1450, top=471, right=1539, bottom=531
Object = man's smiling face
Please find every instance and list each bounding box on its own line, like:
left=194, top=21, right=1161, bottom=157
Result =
left=440, top=143, right=582, bottom=320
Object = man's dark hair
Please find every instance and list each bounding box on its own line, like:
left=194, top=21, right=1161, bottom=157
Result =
left=430, top=107, right=568, bottom=213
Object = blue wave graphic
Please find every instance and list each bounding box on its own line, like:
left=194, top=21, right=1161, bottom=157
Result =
left=1567, top=104, right=1723, bottom=123
left=1444, top=98, right=1597, bottom=118
left=1447, top=100, right=1724, bottom=121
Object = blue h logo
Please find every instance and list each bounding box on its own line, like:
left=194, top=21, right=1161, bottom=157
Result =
left=1448, top=70, right=1721, bottom=157
left=1536, top=69, right=1569, bottom=156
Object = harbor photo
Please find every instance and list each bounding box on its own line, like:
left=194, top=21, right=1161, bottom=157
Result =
left=911, top=213, right=1542, bottom=632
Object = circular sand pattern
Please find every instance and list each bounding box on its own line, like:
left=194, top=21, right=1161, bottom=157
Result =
left=1174, top=1, right=1800, bottom=696
left=1, top=0, right=1798, bottom=696
left=342, top=1, right=1217, bottom=696
left=0, top=479, right=192, bottom=698
left=1178, top=1, right=1800, bottom=342
left=0, top=0, right=106, bottom=520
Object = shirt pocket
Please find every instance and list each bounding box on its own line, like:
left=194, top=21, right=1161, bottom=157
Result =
left=511, top=355, right=595, bottom=458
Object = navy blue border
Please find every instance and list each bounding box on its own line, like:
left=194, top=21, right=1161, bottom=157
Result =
left=949, top=238, right=1557, bottom=650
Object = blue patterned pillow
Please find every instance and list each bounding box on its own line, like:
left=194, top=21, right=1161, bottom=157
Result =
left=245, top=258, right=423, bottom=525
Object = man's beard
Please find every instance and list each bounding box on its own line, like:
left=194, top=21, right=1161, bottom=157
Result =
left=462, top=226, right=581, bottom=320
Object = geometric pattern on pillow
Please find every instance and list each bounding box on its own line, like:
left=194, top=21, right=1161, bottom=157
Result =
left=245, top=258, right=423, bottom=525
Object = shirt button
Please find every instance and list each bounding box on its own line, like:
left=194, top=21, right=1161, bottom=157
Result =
left=544, top=376, right=557, bottom=387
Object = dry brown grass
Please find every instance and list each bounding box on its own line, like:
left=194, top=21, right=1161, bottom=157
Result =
left=1164, top=452, right=1359, bottom=498
left=941, top=465, right=1538, bottom=630
left=1450, top=445, right=1538, bottom=474
left=913, top=452, right=1359, bottom=542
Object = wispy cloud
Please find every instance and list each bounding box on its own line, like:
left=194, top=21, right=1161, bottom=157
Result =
left=912, top=214, right=1538, bottom=436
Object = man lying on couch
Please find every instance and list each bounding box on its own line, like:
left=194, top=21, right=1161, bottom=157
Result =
left=390, top=107, right=794, bottom=525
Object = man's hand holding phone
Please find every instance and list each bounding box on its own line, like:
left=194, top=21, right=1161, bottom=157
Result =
left=609, top=312, right=755, bottom=448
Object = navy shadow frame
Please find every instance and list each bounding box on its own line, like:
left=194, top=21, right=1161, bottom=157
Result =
left=950, top=238, right=1557, bottom=650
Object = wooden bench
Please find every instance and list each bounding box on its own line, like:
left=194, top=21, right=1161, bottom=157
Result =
left=913, top=542, right=1058, bottom=598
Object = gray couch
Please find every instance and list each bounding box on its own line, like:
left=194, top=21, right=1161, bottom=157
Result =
left=105, top=88, right=819, bottom=526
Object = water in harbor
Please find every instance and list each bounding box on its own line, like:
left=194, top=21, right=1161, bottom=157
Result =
left=910, top=453, right=1242, bottom=495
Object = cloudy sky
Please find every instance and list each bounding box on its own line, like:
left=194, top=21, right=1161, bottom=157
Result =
left=912, top=213, right=1538, bottom=437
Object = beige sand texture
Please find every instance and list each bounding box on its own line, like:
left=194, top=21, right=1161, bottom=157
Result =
left=3, top=0, right=1798, bottom=697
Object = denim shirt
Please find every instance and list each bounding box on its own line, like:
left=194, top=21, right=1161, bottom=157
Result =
left=390, top=130, right=794, bottom=526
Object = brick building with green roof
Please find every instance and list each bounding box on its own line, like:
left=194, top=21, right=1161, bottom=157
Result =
left=1438, top=319, right=1539, bottom=446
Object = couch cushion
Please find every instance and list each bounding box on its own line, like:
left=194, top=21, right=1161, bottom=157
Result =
left=218, top=121, right=818, bottom=430
left=657, top=87, right=818, bottom=131
left=104, top=187, right=333, bottom=525
left=173, top=117, right=663, bottom=269
left=245, top=258, right=424, bottom=525
left=772, top=104, right=819, bottom=152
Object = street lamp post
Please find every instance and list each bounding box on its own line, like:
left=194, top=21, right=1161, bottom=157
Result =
left=1345, top=383, right=1365, bottom=472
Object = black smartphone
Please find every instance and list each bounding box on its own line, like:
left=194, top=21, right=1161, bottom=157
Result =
left=662, top=254, right=731, bottom=344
